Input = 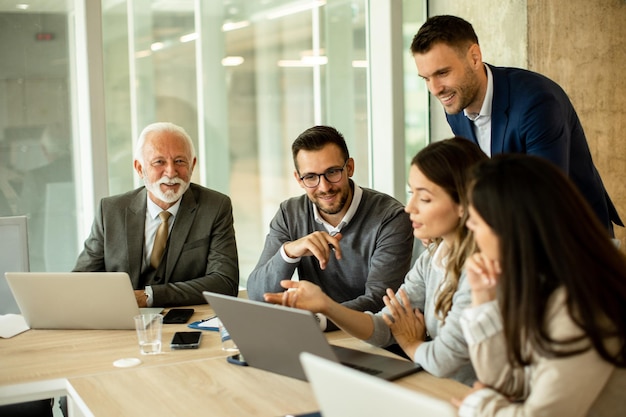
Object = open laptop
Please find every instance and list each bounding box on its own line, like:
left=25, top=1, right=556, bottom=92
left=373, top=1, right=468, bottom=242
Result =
left=5, top=272, right=162, bottom=330
left=300, top=352, right=457, bottom=417
left=203, top=291, right=420, bottom=381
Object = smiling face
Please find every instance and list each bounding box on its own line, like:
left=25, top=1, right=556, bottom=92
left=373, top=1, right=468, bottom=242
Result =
left=405, top=164, right=463, bottom=245
left=134, top=130, right=197, bottom=210
left=466, top=205, right=500, bottom=261
left=294, top=143, right=354, bottom=226
left=414, top=42, right=486, bottom=115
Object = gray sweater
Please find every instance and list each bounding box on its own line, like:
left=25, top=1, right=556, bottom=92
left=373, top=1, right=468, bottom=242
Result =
left=247, top=185, right=413, bottom=320
left=366, top=243, right=476, bottom=385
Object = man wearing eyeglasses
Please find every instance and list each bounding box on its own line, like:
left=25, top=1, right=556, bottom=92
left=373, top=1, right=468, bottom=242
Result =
left=247, top=125, right=413, bottom=331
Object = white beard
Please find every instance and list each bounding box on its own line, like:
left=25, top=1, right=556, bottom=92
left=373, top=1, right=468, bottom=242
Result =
left=143, top=175, right=189, bottom=204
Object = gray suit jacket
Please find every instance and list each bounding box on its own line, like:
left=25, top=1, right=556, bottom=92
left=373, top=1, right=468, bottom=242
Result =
left=73, top=184, right=239, bottom=306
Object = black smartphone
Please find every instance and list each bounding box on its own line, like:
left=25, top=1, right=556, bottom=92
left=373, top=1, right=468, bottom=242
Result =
left=162, top=308, right=194, bottom=324
left=170, top=331, right=202, bottom=349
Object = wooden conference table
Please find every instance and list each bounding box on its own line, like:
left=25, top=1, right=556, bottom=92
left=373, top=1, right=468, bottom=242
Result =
left=0, top=302, right=469, bottom=416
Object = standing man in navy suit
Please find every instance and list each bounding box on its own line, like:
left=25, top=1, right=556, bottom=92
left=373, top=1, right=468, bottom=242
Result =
left=410, top=15, right=622, bottom=235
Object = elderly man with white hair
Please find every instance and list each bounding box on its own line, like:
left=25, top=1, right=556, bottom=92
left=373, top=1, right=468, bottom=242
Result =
left=74, top=122, right=239, bottom=306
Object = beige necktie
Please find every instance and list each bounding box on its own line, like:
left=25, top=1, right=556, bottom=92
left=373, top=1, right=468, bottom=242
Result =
left=150, top=211, right=171, bottom=269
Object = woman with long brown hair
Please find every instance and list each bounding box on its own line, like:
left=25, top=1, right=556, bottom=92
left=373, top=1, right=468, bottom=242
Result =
left=458, top=154, right=626, bottom=416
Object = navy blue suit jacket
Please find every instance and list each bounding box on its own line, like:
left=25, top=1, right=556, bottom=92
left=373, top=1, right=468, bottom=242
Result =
left=446, top=64, right=622, bottom=231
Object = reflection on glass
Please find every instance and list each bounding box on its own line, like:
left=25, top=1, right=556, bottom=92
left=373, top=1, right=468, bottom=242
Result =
left=0, top=6, right=77, bottom=272
left=403, top=0, right=428, bottom=173
left=102, top=0, right=370, bottom=284
left=0, top=0, right=428, bottom=283
left=0, top=1, right=428, bottom=281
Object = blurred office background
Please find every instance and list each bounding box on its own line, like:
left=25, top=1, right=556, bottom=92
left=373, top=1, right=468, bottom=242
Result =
left=0, top=0, right=429, bottom=283
left=1, top=0, right=624, bottom=284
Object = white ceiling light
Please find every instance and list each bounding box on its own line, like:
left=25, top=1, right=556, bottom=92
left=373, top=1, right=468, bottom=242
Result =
left=222, top=20, right=250, bottom=32
left=266, top=0, right=326, bottom=20
left=222, top=56, right=244, bottom=67
left=179, top=33, right=198, bottom=43
left=278, top=56, right=327, bottom=68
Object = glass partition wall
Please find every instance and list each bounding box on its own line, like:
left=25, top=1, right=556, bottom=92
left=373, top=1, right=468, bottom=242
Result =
left=0, top=3, right=77, bottom=272
left=0, top=0, right=426, bottom=285
left=102, top=0, right=372, bottom=280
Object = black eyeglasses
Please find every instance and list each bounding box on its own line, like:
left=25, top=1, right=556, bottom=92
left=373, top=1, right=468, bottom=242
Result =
left=299, top=160, right=348, bottom=188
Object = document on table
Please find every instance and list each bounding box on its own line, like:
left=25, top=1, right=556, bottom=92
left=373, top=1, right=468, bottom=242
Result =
left=188, top=315, right=220, bottom=331
left=0, top=314, right=30, bottom=338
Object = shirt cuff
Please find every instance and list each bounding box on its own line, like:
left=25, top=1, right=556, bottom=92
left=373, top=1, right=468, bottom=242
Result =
left=458, top=388, right=493, bottom=417
left=279, top=243, right=301, bottom=264
left=315, top=313, right=327, bottom=331
left=144, top=286, right=154, bottom=307
left=460, top=300, right=501, bottom=346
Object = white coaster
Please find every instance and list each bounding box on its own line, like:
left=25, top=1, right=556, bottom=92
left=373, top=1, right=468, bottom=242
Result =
left=113, top=357, right=142, bottom=368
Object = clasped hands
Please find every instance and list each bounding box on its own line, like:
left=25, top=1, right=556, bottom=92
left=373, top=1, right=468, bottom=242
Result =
left=381, top=288, right=426, bottom=360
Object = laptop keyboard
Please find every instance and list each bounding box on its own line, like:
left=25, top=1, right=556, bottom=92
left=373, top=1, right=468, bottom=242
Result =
left=340, top=362, right=382, bottom=376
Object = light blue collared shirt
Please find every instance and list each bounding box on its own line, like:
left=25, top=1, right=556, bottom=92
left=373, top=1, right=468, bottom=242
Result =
left=464, top=64, right=493, bottom=156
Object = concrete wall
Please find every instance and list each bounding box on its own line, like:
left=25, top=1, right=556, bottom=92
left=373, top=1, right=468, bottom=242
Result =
left=527, top=0, right=626, bottom=247
left=426, top=0, right=626, bottom=248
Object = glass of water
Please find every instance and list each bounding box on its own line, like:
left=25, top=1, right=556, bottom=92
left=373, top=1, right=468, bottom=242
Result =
left=217, top=318, right=238, bottom=352
left=134, top=313, right=163, bottom=355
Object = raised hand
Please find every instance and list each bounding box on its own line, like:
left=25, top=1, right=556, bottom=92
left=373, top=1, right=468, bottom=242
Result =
left=264, top=280, right=330, bottom=313
left=465, top=252, right=500, bottom=305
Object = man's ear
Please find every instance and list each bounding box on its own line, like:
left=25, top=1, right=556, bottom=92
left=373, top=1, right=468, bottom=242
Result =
left=346, top=157, right=355, bottom=177
left=133, top=160, right=144, bottom=178
left=467, top=43, right=482, bottom=68
left=294, top=170, right=305, bottom=189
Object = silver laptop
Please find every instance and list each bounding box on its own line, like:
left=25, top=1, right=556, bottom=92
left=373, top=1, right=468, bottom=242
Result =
left=5, top=272, right=161, bottom=330
left=300, top=352, right=457, bottom=417
left=203, top=291, right=420, bottom=381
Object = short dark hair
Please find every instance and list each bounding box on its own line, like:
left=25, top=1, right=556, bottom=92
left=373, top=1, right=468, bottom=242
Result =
left=469, top=154, right=626, bottom=368
left=291, top=125, right=350, bottom=171
left=411, top=15, right=479, bottom=55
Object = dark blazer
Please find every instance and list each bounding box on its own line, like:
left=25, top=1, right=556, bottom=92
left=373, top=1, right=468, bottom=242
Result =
left=446, top=64, right=623, bottom=231
left=74, top=184, right=239, bottom=306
